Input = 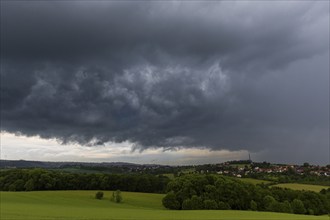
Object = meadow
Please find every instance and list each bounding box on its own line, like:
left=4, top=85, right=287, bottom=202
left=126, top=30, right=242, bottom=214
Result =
left=273, top=183, right=329, bottom=192
left=238, top=177, right=272, bottom=185
left=1, top=191, right=328, bottom=220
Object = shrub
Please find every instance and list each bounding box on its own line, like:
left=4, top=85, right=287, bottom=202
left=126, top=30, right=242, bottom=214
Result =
left=95, top=191, right=104, bottom=200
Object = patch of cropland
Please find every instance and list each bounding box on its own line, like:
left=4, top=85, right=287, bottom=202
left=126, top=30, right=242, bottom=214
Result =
left=237, top=178, right=272, bottom=185
left=1, top=191, right=328, bottom=220
left=273, top=183, right=330, bottom=193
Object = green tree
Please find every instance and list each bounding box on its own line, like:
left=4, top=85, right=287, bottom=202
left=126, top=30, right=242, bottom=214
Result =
left=8, top=183, right=17, bottom=191
left=24, top=179, right=35, bottom=191
left=136, top=176, right=152, bottom=192
left=162, top=192, right=180, bottom=210
left=268, top=201, right=281, bottom=212
left=182, top=199, right=192, bottom=210
left=282, top=201, right=292, bottom=213
left=263, top=195, right=276, bottom=211
left=111, top=190, right=122, bottom=203
left=307, top=209, right=314, bottom=215
left=291, top=199, right=306, bottom=214
left=250, top=200, right=257, bottom=211
left=218, top=201, right=230, bottom=210
left=190, top=195, right=203, bottom=209
left=204, top=184, right=217, bottom=200
left=203, top=199, right=218, bottom=210
left=303, top=162, right=310, bottom=167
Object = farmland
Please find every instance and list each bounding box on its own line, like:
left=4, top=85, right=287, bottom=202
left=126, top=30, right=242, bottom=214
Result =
left=238, top=177, right=272, bottom=185
left=273, top=183, right=330, bottom=192
left=1, top=191, right=329, bottom=220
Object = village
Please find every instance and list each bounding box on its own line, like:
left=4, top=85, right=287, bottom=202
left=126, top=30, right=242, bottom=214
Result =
left=193, top=161, right=330, bottom=179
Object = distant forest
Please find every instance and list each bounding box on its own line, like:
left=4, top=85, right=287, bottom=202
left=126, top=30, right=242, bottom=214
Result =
left=0, top=169, right=169, bottom=193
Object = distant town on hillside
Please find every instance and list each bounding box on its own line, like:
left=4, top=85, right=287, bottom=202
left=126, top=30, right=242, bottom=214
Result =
left=1, top=159, right=329, bottom=178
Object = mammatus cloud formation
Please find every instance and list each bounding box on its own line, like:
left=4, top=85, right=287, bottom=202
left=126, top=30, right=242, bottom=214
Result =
left=1, top=1, right=329, bottom=164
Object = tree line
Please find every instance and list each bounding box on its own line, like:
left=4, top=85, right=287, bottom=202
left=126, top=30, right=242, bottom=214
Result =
left=162, top=174, right=330, bottom=215
left=0, top=168, right=169, bottom=193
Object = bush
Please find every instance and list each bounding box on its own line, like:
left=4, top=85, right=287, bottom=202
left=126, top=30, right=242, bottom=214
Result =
left=111, top=190, right=122, bottom=203
left=95, top=191, right=104, bottom=200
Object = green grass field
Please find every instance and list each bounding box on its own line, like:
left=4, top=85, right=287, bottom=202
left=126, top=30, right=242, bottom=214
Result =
left=180, top=168, right=196, bottom=174
left=1, top=191, right=328, bottom=220
left=238, top=178, right=272, bottom=185
left=273, top=183, right=330, bottom=192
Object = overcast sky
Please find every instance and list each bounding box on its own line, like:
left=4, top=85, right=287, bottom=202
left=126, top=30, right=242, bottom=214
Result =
left=1, top=1, right=329, bottom=165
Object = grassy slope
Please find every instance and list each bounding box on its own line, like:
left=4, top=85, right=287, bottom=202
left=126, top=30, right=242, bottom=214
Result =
left=239, top=178, right=272, bottom=185
left=1, top=191, right=328, bottom=220
left=273, top=183, right=330, bottom=192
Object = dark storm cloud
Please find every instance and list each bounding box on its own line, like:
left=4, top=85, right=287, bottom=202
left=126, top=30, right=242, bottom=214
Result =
left=1, top=1, right=329, bottom=164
